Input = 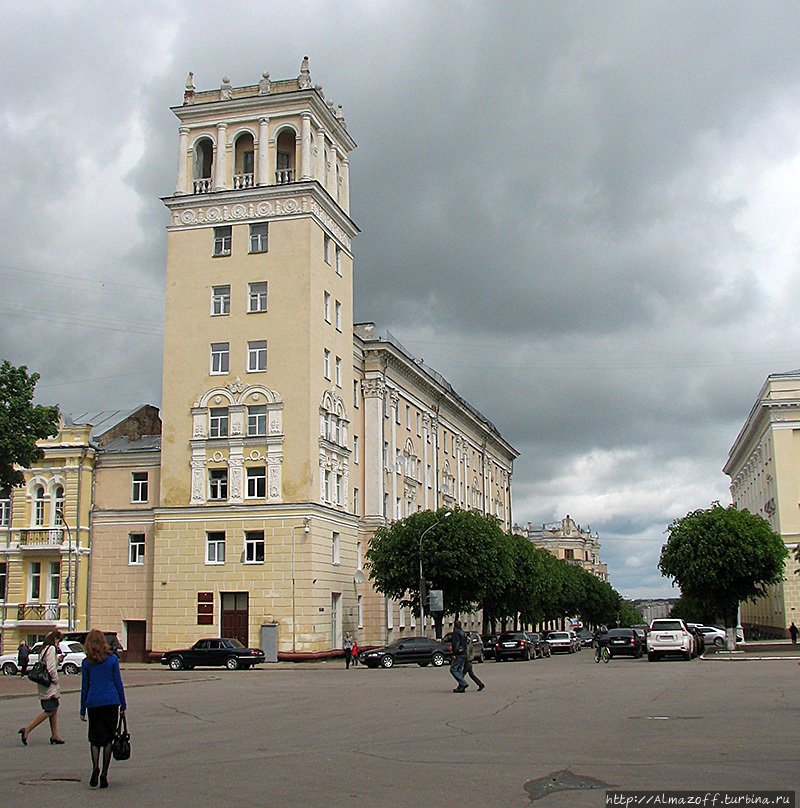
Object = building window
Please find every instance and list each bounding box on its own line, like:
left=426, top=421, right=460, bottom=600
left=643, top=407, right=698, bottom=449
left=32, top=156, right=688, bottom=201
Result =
left=247, top=405, right=267, bottom=436
left=208, top=468, right=228, bottom=501
left=47, top=561, right=60, bottom=601
left=248, top=282, right=268, bottom=313
left=249, top=222, right=268, bottom=253
left=211, top=285, right=230, bottom=316
left=324, top=470, right=332, bottom=502
left=0, top=490, right=9, bottom=527
left=29, top=561, right=41, bottom=601
left=406, top=406, right=411, bottom=430
left=248, top=340, right=267, bottom=372
left=386, top=599, right=394, bottom=630
left=353, top=435, right=359, bottom=463
left=353, top=488, right=359, bottom=516
left=209, top=407, right=229, bottom=438
left=353, top=380, right=359, bottom=409
left=357, top=594, right=363, bottom=629
left=332, top=531, right=340, bottom=564
left=357, top=540, right=362, bottom=569
left=210, top=343, right=229, bottom=375
left=206, top=532, right=226, bottom=564
left=131, top=472, right=148, bottom=503
left=33, top=485, right=46, bottom=527
left=335, top=356, right=342, bottom=387
left=213, top=225, right=232, bottom=256
left=564, top=548, right=574, bottom=560
left=416, top=413, right=421, bottom=436
left=246, top=466, right=266, bottom=499
left=0, top=561, right=6, bottom=600
left=245, top=531, right=265, bottom=563
left=324, top=235, right=331, bottom=264
left=335, top=474, right=343, bottom=506
left=323, top=349, right=331, bottom=380
left=335, top=301, right=341, bottom=331
left=335, top=246, right=342, bottom=276
left=129, top=533, right=145, bottom=565
left=324, top=291, right=331, bottom=322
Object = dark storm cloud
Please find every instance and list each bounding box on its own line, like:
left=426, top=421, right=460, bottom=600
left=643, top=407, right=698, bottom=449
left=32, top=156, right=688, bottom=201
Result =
left=2, top=1, right=800, bottom=597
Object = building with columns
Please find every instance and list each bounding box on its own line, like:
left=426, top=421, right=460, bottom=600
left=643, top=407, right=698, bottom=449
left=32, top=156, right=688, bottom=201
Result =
left=724, top=369, right=800, bottom=638
left=86, top=62, right=517, bottom=658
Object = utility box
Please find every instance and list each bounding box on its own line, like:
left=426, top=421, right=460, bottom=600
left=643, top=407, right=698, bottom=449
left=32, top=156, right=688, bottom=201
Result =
left=260, top=623, right=279, bottom=662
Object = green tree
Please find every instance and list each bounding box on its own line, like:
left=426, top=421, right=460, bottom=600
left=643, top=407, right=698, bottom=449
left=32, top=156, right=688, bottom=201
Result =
left=659, top=502, right=787, bottom=648
left=0, top=361, right=59, bottom=490
left=366, top=507, right=507, bottom=637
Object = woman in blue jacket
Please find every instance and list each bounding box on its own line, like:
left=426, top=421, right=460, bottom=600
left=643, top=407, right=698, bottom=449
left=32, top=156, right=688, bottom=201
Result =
left=80, top=629, right=126, bottom=789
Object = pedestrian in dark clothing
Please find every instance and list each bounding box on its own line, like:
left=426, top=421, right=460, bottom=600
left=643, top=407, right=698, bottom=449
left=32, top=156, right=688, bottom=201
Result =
left=80, top=629, right=127, bottom=789
left=17, top=640, right=30, bottom=677
left=450, top=620, right=469, bottom=693
left=462, top=634, right=485, bottom=691
left=343, top=631, right=355, bottom=669
left=790, top=622, right=798, bottom=644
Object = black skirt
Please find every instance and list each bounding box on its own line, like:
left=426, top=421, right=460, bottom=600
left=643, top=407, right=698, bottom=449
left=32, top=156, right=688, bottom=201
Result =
left=87, top=705, right=119, bottom=746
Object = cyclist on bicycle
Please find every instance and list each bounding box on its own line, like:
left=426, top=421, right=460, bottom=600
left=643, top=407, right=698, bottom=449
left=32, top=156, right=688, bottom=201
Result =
left=593, top=625, right=609, bottom=662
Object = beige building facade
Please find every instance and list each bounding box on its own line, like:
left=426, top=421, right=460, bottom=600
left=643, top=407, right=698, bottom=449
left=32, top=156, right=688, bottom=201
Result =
left=724, top=370, right=800, bottom=637
left=87, top=63, right=517, bottom=658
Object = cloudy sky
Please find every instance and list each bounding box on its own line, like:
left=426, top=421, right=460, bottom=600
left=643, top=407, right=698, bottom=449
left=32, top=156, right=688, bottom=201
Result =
left=4, top=1, right=800, bottom=599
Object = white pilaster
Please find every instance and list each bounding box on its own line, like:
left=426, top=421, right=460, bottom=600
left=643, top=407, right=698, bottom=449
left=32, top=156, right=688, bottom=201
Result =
left=176, top=126, right=190, bottom=195
left=214, top=122, right=228, bottom=190
left=258, top=117, right=270, bottom=186
left=301, top=113, right=312, bottom=180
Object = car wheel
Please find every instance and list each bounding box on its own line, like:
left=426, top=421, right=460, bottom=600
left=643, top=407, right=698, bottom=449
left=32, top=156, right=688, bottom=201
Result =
left=647, top=652, right=656, bottom=662
left=431, top=652, right=444, bottom=667
left=2, top=661, right=18, bottom=675
left=380, top=655, right=394, bottom=668
left=63, top=662, right=79, bottom=675
left=715, top=637, right=725, bottom=648
left=226, top=657, right=240, bottom=670
left=168, top=656, right=183, bottom=670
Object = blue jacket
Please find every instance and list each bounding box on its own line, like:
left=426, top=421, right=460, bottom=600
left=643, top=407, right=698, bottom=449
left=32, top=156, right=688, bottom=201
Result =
left=80, top=654, right=127, bottom=716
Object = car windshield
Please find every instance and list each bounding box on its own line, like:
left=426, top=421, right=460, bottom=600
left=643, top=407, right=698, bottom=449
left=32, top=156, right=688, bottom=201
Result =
left=607, top=629, right=632, bottom=637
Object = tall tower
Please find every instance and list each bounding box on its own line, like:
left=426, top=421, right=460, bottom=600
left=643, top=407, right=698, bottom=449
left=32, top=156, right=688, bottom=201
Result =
left=153, top=62, right=359, bottom=653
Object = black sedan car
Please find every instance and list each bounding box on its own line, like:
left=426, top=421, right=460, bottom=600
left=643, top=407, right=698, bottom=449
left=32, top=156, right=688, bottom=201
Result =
left=160, top=638, right=265, bottom=670
left=494, top=631, right=535, bottom=661
left=603, top=628, right=643, bottom=659
left=526, top=632, right=551, bottom=658
left=482, top=634, right=499, bottom=659
left=360, top=637, right=445, bottom=668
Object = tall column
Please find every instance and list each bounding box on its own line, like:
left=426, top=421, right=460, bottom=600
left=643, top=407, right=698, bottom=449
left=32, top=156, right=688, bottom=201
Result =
left=257, top=117, right=270, bottom=186
left=327, top=144, right=338, bottom=197
left=300, top=113, right=312, bottom=180
left=390, top=390, right=399, bottom=519
left=315, top=127, right=326, bottom=183
left=214, top=122, right=228, bottom=191
left=362, top=378, right=385, bottom=520
left=175, top=126, right=190, bottom=195
left=422, top=415, right=431, bottom=511
left=341, top=156, right=350, bottom=214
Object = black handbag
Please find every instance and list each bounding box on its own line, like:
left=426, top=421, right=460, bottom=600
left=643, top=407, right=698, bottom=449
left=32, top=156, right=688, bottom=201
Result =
left=27, top=658, right=51, bottom=687
left=111, top=712, right=130, bottom=761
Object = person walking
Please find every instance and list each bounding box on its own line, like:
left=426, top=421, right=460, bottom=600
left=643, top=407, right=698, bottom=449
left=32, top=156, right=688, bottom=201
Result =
left=343, top=631, right=355, bottom=669
left=17, top=639, right=30, bottom=677
left=790, top=622, right=797, bottom=644
left=18, top=630, right=64, bottom=745
left=80, top=629, right=127, bottom=789
left=462, top=633, right=485, bottom=691
left=449, top=620, right=470, bottom=693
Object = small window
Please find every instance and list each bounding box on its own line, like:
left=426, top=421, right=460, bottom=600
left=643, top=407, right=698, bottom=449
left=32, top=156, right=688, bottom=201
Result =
left=332, top=531, right=340, bottom=565
left=131, top=472, right=149, bottom=503
left=353, top=488, right=360, bottom=516
left=323, top=349, right=331, bottom=380
left=406, top=406, right=411, bottom=430
left=335, top=474, right=343, bottom=506
left=353, top=435, right=359, bottom=463
left=335, top=246, right=342, bottom=276
left=209, top=407, right=229, bottom=438
left=33, top=485, right=46, bottom=527
left=248, top=282, right=268, bottom=313
left=335, top=300, right=342, bottom=331
left=0, top=561, right=7, bottom=600
left=213, top=225, right=232, bottom=256
left=247, top=405, right=267, bottom=437
left=129, top=533, right=145, bottom=565
left=246, top=467, right=266, bottom=499
left=208, top=468, right=228, bottom=501
left=324, top=291, right=331, bottom=323
left=0, top=490, right=10, bottom=527
left=249, top=222, right=268, bottom=253
left=47, top=561, right=60, bottom=601
left=248, top=340, right=267, bottom=372
left=206, top=532, right=226, bottom=564
left=210, top=343, right=229, bottom=375
left=353, top=380, right=359, bottom=409
left=211, top=285, right=231, bottom=316
left=245, top=531, right=265, bottom=563
left=324, top=235, right=331, bottom=264
left=335, top=356, right=342, bottom=387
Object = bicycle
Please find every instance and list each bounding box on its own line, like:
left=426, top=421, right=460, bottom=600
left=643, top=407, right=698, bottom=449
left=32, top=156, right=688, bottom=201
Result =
left=595, top=644, right=610, bottom=663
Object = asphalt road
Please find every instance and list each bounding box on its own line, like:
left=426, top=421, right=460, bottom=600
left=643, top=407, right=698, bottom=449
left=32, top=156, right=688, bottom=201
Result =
left=2, top=649, right=799, bottom=807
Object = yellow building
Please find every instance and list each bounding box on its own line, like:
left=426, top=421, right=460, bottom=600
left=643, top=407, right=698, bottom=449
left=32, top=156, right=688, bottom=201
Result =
left=86, top=63, right=517, bottom=658
left=724, top=370, right=800, bottom=638
left=0, top=408, right=158, bottom=653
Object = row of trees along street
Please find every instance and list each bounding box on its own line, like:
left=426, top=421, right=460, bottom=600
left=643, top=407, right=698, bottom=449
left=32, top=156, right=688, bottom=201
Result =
left=366, top=507, right=641, bottom=637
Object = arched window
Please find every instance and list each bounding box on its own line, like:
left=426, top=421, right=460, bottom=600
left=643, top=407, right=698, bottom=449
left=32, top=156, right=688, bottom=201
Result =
left=276, top=129, right=296, bottom=184
left=33, top=485, right=46, bottom=527
left=193, top=137, right=214, bottom=193
left=234, top=132, right=255, bottom=188
left=53, top=485, right=64, bottom=525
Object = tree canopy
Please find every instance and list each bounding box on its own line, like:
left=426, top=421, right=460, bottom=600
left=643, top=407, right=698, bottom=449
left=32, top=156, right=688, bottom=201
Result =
left=0, top=361, right=59, bottom=490
left=659, top=502, right=787, bottom=646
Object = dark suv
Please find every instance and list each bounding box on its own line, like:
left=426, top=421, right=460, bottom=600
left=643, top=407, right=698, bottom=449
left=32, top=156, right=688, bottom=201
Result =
left=494, top=631, right=535, bottom=661
left=64, top=631, right=124, bottom=657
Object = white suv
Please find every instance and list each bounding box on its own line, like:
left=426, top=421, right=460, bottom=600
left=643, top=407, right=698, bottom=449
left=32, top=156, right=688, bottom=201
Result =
left=647, top=618, right=693, bottom=661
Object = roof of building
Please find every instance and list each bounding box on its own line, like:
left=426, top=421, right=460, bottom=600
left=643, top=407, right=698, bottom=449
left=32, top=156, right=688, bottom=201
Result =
left=100, top=434, right=162, bottom=454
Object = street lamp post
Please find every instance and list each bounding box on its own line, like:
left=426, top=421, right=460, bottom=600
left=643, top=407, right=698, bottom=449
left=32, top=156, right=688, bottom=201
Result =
left=418, top=511, right=451, bottom=636
left=56, top=507, right=74, bottom=631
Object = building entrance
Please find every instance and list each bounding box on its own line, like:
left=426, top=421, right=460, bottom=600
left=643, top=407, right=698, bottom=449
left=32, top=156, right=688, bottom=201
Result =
left=221, top=592, right=249, bottom=645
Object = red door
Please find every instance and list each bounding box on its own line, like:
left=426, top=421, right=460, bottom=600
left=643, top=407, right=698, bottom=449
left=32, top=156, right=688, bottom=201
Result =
left=125, top=621, right=147, bottom=662
left=220, top=592, right=249, bottom=646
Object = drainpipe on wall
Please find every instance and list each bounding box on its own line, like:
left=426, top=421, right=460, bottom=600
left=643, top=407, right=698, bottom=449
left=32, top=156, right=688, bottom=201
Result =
left=73, top=447, right=87, bottom=632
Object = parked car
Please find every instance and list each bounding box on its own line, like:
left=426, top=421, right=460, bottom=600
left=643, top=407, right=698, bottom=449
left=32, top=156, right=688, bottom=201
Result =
left=441, top=631, right=484, bottom=662
left=64, top=631, right=124, bottom=657
left=546, top=631, right=576, bottom=654
left=160, top=638, right=265, bottom=670
left=482, top=633, right=499, bottom=659
left=568, top=631, right=582, bottom=652
left=632, top=625, right=648, bottom=644
left=694, top=625, right=725, bottom=647
left=360, top=637, right=445, bottom=668
left=576, top=629, right=594, bottom=648
left=1, top=640, right=86, bottom=675
left=494, top=631, right=535, bottom=661
left=526, top=632, right=551, bottom=658
left=603, top=628, right=643, bottom=659
left=647, top=618, right=693, bottom=661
